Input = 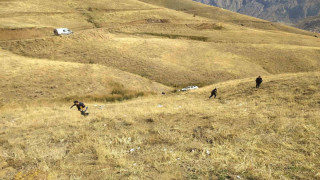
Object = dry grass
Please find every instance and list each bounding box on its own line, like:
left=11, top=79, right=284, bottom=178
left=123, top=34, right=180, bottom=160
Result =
left=0, top=0, right=319, bottom=88
left=138, top=0, right=317, bottom=36
left=0, top=49, right=170, bottom=104
left=1, top=0, right=320, bottom=179
left=1, top=26, right=320, bottom=87
left=1, top=72, right=320, bottom=179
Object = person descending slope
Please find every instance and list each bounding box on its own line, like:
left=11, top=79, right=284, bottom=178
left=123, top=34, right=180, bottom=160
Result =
left=70, top=100, right=89, bottom=116
left=256, top=76, right=263, bottom=88
left=209, top=88, right=217, bottom=99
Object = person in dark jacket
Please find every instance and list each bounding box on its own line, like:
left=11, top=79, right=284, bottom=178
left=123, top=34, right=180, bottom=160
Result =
left=256, top=76, right=263, bottom=88
left=209, top=88, right=217, bottom=99
left=70, top=100, right=89, bottom=116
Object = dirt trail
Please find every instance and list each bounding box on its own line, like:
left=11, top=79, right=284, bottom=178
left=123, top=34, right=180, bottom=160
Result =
left=0, top=28, right=53, bottom=41
left=82, top=7, right=164, bottom=13
left=0, top=12, right=75, bottom=18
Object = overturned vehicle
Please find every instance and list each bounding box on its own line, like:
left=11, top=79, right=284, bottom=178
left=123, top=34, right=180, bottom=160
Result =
left=53, top=28, right=73, bottom=36
left=181, top=86, right=199, bottom=91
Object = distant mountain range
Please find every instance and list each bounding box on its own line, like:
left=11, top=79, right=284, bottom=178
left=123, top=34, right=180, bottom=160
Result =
left=296, top=15, right=320, bottom=33
left=194, top=0, right=320, bottom=32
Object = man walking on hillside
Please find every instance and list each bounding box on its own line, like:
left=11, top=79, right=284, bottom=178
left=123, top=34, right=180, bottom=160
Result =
left=256, top=76, right=263, bottom=88
left=70, top=100, right=89, bottom=116
left=209, top=88, right=217, bottom=99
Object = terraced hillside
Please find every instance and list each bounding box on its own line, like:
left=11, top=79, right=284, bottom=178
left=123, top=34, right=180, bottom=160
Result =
left=1, top=0, right=320, bottom=90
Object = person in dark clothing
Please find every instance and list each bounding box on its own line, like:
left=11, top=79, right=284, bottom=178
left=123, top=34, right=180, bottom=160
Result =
left=256, top=76, right=263, bottom=88
left=209, top=88, right=217, bottom=99
left=70, top=100, right=89, bottom=116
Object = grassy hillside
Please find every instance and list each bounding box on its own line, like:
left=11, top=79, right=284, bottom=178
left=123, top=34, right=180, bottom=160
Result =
left=1, top=0, right=320, bottom=179
left=138, top=0, right=319, bottom=36
left=1, top=0, right=320, bottom=88
left=1, top=72, right=319, bottom=179
left=0, top=49, right=171, bottom=104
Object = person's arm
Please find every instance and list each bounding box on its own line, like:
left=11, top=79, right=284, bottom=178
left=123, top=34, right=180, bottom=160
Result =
left=70, top=104, right=75, bottom=109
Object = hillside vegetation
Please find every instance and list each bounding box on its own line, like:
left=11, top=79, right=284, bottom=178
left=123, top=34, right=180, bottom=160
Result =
left=0, top=49, right=170, bottom=104
left=1, top=0, right=320, bottom=88
left=1, top=0, right=320, bottom=179
left=1, top=72, right=320, bottom=179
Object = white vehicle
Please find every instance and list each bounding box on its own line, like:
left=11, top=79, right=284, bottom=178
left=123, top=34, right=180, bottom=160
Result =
left=181, top=86, right=199, bottom=91
left=53, top=28, right=73, bottom=35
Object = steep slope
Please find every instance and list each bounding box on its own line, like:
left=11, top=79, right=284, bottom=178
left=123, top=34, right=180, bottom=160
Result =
left=0, top=29, right=271, bottom=87
left=194, top=0, right=320, bottom=25
left=0, top=0, right=156, bottom=29
left=0, top=48, right=171, bottom=104
left=1, top=72, right=319, bottom=179
left=142, top=0, right=319, bottom=35
left=1, top=0, right=320, bottom=88
left=1, top=0, right=320, bottom=179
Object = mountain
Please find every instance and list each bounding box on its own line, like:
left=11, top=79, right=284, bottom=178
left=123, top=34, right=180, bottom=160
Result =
left=194, top=0, right=320, bottom=31
left=296, top=15, right=320, bottom=33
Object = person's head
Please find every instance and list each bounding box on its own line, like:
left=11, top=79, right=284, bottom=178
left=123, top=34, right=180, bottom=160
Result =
left=74, top=100, right=79, bottom=104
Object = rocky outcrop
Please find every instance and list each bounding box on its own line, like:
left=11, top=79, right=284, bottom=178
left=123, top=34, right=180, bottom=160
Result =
left=296, top=15, right=320, bottom=33
left=194, top=0, right=320, bottom=25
